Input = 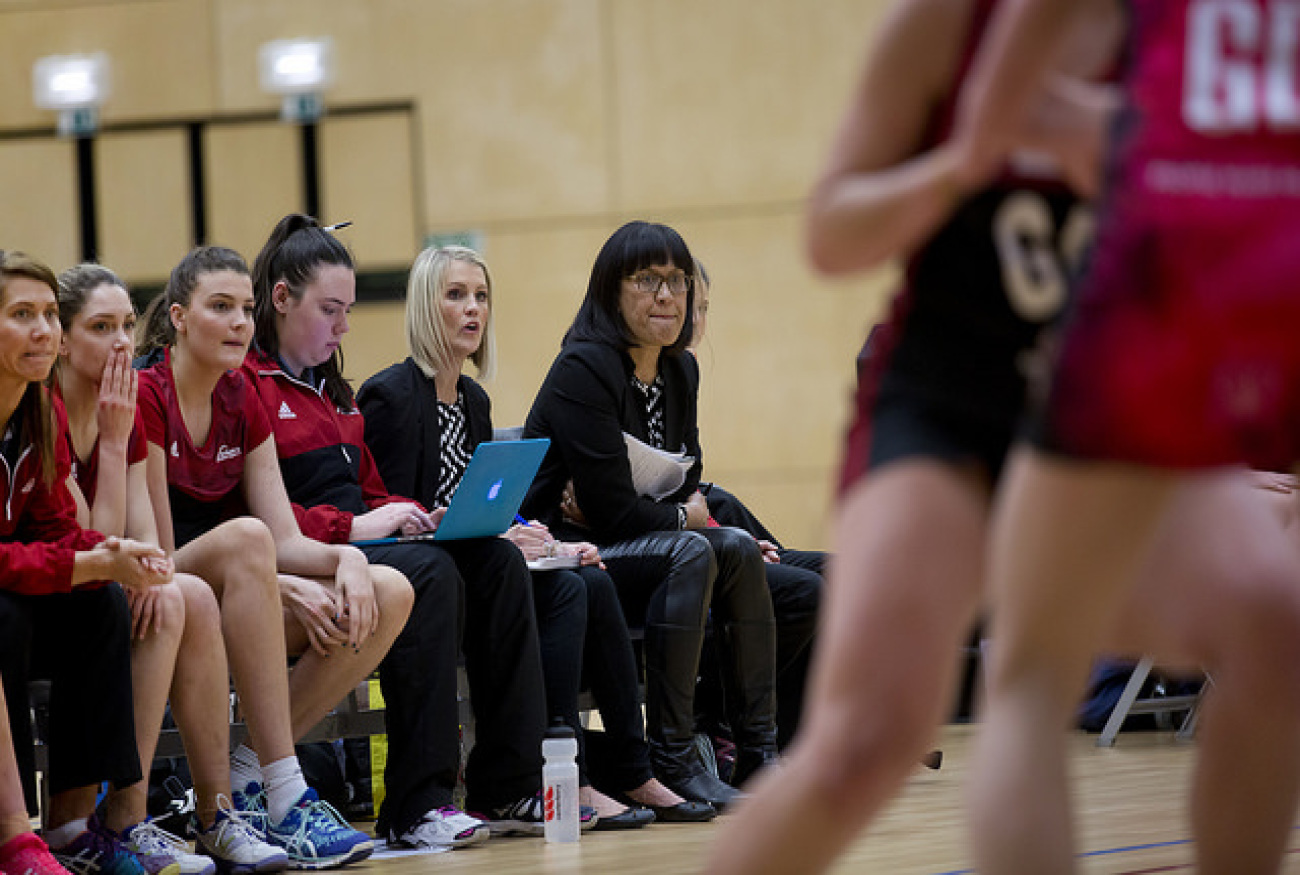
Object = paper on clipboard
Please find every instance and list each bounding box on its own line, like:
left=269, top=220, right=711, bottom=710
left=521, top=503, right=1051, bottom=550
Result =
left=623, top=432, right=694, bottom=501
left=526, top=554, right=583, bottom=571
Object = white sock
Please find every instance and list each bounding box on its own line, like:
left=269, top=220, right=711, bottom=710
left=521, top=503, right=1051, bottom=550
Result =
left=230, top=744, right=262, bottom=794
left=262, top=756, right=310, bottom=824
left=45, top=818, right=89, bottom=850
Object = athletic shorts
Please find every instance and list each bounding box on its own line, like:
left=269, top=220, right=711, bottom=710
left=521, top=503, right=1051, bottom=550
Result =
left=839, top=384, right=1016, bottom=496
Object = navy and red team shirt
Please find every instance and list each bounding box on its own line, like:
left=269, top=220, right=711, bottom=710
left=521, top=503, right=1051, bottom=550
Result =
left=0, top=394, right=106, bottom=594
left=137, top=353, right=273, bottom=549
left=60, top=402, right=149, bottom=507
left=241, top=349, right=410, bottom=544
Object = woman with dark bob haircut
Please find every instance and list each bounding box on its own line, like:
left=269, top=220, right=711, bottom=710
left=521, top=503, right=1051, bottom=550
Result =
left=520, top=221, right=780, bottom=810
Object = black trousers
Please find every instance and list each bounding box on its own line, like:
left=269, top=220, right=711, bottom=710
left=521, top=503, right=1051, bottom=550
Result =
left=698, top=554, right=823, bottom=747
left=599, top=527, right=777, bottom=759
left=769, top=549, right=824, bottom=746
left=364, top=537, right=548, bottom=834
left=534, top=565, right=653, bottom=792
left=700, top=484, right=825, bottom=747
left=0, top=585, right=139, bottom=814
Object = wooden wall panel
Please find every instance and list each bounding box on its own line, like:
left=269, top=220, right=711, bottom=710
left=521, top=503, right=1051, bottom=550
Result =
left=676, top=213, right=891, bottom=470
left=214, top=0, right=608, bottom=225
left=97, top=129, right=191, bottom=281
left=319, top=113, right=418, bottom=268
left=610, top=0, right=889, bottom=211
left=397, top=0, right=609, bottom=226
left=343, top=301, right=405, bottom=391
left=212, top=0, right=376, bottom=112
left=0, top=0, right=214, bottom=130
left=204, top=121, right=300, bottom=260
left=476, top=222, right=617, bottom=424
left=0, top=139, right=79, bottom=270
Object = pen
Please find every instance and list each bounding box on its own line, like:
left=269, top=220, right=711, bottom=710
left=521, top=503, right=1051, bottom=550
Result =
left=514, top=514, right=530, bottom=527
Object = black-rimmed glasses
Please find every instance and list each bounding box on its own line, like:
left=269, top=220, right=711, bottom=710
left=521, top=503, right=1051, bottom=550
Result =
left=626, top=271, right=691, bottom=296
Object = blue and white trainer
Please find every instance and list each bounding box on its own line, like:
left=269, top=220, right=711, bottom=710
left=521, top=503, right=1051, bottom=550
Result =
left=264, top=790, right=372, bottom=870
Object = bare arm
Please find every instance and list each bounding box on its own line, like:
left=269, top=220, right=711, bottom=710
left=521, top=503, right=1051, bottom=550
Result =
left=242, top=436, right=354, bottom=576
left=122, top=461, right=161, bottom=546
left=68, top=475, right=91, bottom=529
left=144, top=444, right=177, bottom=555
left=242, top=436, right=379, bottom=646
left=89, top=442, right=130, bottom=537
left=805, top=0, right=971, bottom=273
left=952, top=0, right=1094, bottom=185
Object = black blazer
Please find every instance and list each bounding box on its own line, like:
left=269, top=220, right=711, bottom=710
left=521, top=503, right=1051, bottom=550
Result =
left=357, top=357, right=494, bottom=510
left=520, top=340, right=703, bottom=544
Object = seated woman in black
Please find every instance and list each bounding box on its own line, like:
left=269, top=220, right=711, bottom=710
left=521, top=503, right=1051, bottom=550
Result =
left=518, top=221, right=779, bottom=809
left=359, top=244, right=711, bottom=825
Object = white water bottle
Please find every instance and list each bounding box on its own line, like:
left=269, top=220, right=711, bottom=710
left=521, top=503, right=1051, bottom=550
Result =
left=542, top=720, right=580, bottom=843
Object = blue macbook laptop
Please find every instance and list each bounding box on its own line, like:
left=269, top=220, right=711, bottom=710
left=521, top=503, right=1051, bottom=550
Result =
left=431, top=438, right=550, bottom=541
left=353, top=438, right=550, bottom=546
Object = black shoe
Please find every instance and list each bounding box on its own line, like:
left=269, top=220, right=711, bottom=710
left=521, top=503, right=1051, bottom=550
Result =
left=614, top=791, right=716, bottom=823
left=661, top=768, right=744, bottom=811
left=652, top=735, right=745, bottom=811
left=590, top=806, right=656, bottom=831
left=479, top=792, right=599, bottom=836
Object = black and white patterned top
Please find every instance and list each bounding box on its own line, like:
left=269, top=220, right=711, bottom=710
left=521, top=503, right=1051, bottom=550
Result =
left=435, top=391, right=473, bottom=507
left=630, top=373, right=666, bottom=449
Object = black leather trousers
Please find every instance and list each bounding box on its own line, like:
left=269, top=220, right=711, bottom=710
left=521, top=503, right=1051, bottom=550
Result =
left=601, top=526, right=777, bottom=791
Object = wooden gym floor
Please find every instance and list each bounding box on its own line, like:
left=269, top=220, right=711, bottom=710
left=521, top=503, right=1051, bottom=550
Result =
left=345, top=723, right=1300, bottom=873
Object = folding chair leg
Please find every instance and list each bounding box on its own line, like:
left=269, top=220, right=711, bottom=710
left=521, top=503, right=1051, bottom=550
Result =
left=1175, top=676, right=1210, bottom=741
left=1097, top=657, right=1155, bottom=748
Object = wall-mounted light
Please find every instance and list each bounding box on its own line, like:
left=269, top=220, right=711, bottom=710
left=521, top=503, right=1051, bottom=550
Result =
left=33, top=52, right=110, bottom=136
left=259, top=38, right=334, bottom=122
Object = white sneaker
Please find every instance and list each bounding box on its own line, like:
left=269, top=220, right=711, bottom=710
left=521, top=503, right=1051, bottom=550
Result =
left=195, top=798, right=289, bottom=874
left=121, top=821, right=214, bottom=875
left=390, top=807, right=489, bottom=850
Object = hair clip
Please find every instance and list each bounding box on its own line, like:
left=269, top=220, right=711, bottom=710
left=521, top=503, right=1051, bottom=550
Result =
left=323, top=221, right=353, bottom=232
